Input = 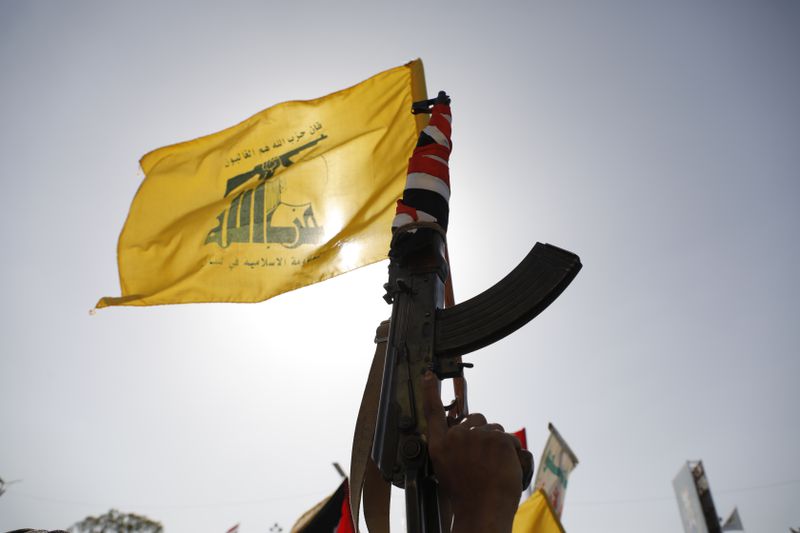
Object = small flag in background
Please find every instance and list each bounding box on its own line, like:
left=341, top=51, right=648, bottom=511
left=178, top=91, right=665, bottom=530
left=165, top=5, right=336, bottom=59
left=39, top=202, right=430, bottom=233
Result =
left=514, top=427, right=533, bottom=498
left=721, top=507, right=744, bottom=531
left=513, top=428, right=528, bottom=451
left=97, top=60, right=426, bottom=308
left=291, top=478, right=353, bottom=533
left=533, top=423, right=579, bottom=518
left=512, top=489, right=565, bottom=533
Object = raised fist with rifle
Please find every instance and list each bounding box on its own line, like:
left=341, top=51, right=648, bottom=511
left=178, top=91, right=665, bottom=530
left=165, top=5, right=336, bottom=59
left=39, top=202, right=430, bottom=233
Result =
left=350, top=91, right=581, bottom=533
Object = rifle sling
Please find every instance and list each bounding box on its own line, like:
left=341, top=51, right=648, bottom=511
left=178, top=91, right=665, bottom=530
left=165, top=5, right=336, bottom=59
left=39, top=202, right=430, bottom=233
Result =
left=363, top=453, right=391, bottom=533
left=350, top=320, right=392, bottom=533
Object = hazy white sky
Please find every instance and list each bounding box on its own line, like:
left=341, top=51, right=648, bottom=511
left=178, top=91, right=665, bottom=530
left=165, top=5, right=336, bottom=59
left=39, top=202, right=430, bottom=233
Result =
left=1, top=1, right=798, bottom=532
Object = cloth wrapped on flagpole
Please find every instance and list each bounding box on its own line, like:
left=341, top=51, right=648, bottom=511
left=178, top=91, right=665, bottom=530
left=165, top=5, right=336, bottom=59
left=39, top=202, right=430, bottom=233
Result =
left=391, top=91, right=452, bottom=233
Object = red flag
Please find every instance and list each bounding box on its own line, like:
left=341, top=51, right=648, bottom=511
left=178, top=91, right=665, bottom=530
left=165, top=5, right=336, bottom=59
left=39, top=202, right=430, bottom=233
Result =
left=291, top=478, right=354, bottom=533
left=337, top=479, right=355, bottom=533
left=514, top=428, right=528, bottom=450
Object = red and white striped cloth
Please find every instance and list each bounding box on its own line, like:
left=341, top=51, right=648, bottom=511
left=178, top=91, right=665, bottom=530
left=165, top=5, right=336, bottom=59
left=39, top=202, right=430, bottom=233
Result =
left=392, top=97, right=452, bottom=232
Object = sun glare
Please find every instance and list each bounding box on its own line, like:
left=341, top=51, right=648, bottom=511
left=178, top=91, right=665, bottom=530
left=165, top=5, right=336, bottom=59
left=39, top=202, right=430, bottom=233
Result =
left=338, top=241, right=363, bottom=270
left=323, top=210, right=344, bottom=242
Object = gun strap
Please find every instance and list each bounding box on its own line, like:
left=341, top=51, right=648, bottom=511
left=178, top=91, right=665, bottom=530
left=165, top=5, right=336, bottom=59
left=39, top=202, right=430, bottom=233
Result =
left=363, top=455, right=391, bottom=533
left=350, top=320, right=392, bottom=533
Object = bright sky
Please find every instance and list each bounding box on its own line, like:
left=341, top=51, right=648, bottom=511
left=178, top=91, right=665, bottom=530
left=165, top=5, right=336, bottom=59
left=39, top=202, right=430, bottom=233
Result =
left=1, top=1, right=799, bottom=532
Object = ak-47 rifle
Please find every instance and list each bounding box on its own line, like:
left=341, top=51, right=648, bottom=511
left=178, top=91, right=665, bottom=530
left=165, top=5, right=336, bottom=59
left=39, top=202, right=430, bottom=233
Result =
left=223, top=134, right=328, bottom=197
left=368, top=92, right=582, bottom=533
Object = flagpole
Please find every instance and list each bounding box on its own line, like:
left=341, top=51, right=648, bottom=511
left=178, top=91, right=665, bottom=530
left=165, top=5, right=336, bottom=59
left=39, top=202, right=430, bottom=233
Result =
left=333, top=462, right=347, bottom=479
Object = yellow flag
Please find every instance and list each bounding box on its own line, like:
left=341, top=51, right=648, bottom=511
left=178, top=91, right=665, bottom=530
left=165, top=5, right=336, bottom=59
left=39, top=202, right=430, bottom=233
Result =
left=97, top=60, right=427, bottom=308
left=512, top=489, right=566, bottom=533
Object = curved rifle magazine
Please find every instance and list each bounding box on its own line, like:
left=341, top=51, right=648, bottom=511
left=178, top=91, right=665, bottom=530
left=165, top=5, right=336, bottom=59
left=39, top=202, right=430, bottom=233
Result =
left=434, top=243, right=581, bottom=359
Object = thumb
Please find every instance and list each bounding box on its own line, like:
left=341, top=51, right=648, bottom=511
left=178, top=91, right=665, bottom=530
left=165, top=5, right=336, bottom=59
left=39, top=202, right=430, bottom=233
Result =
left=422, top=370, right=448, bottom=446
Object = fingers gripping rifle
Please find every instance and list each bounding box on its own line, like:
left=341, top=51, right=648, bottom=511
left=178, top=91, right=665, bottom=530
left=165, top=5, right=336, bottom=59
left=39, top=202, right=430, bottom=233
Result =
left=370, top=94, right=582, bottom=533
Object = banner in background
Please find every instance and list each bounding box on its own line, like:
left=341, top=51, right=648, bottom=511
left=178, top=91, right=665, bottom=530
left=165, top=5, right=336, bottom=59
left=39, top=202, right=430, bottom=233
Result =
left=532, top=422, right=579, bottom=517
left=673, top=461, right=724, bottom=533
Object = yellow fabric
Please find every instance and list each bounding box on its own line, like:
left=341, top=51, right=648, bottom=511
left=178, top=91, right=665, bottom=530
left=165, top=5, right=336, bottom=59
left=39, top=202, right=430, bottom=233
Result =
left=512, top=489, right=567, bottom=533
left=97, top=60, right=426, bottom=308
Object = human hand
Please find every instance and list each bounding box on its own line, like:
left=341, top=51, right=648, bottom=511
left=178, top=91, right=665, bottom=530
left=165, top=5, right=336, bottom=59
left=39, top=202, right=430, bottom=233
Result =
left=422, top=371, right=532, bottom=533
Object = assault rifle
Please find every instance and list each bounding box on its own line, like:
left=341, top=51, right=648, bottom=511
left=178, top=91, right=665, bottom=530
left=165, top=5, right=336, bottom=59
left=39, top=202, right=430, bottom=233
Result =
left=224, top=134, right=328, bottom=197
left=369, top=98, right=582, bottom=533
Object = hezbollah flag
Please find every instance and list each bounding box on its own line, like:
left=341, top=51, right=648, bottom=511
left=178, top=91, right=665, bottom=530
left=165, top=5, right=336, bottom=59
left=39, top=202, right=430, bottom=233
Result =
left=512, top=489, right=566, bottom=533
left=97, top=60, right=426, bottom=308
